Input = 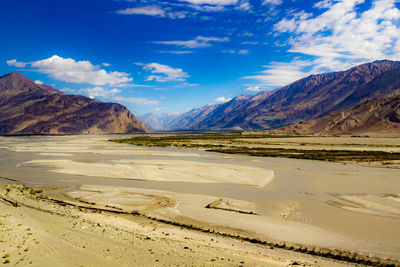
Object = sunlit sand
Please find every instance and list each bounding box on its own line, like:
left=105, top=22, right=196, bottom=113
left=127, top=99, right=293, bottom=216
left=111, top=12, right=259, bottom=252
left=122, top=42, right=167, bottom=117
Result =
left=0, top=135, right=399, bottom=265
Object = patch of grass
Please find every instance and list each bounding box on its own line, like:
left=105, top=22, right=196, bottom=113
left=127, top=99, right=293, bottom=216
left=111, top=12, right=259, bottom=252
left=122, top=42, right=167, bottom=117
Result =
left=111, top=133, right=304, bottom=145
left=209, top=147, right=400, bottom=162
left=111, top=134, right=400, bottom=163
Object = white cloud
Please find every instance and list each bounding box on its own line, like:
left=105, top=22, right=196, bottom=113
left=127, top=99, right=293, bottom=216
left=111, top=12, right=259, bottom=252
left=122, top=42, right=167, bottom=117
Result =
left=78, top=87, right=121, bottom=99
left=112, top=96, right=159, bottom=105
left=245, top=86, right=261, bottom=92
left=243, top=60, right=314, bottom=87
left=235, top=0, right=251, bottom=11
left=34, top=80, right=43, bottom=85
left=60, top=87, right=76, bottom=93
left=241, top=41, right=259, bottom=45
left=215, top=96, right=232, bottom=103
left=155, top=36, right=229, bottom=48
left=262, top=0, right=283, bottom=5
left=190, top=4, right=226, bottom=12
left=313, top=0, right=335, bottom=9
left=238, top=49, right=250, bottom=55
left=179, top=0, right=238, bottom=5
left=246, top=0, right=400, bottom=89
left=102, top=63, right=111, bottom=67
left=117, top=5, right=165, bottom=16
left=222, top=49, right=249, bottom=54
left=242, top=32, right=253, bottom=37
left=137, top=62, right=189, bottom=82
left=6, top=59, right=27, bottom=68
left=222, top=49, right=236, bottom=54
left=116, top=5, right=188, bottom=19
left=110, top=88, right=121, bottom=94
left=273, top=0, right=400, bottom=71
left=171, top=82, right=199, bottom=87
left=9, top=55, right=132, bottom=87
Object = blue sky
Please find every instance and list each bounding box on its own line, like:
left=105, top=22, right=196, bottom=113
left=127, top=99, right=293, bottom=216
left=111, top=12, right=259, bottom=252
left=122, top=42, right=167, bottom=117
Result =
left=1, top=0, right=400, bottom=115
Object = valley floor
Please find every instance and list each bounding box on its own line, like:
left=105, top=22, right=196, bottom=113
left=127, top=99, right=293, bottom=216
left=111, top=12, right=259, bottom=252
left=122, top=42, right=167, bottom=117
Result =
left=113, top=134, right=400, bottom=168
left=0, top=134, right=399, bottom=266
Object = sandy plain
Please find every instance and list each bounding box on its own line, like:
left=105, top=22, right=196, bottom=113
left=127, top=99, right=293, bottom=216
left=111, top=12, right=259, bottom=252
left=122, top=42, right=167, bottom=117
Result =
left=0, top=135, right=399, bottom=266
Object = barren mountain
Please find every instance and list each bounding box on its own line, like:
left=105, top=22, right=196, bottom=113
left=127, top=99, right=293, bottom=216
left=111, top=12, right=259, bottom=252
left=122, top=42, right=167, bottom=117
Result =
left=164, top=60, right=400, bottom=130
left=0, top=72, right=148, bottom=134
left=269, top=95, right=400, bottom=137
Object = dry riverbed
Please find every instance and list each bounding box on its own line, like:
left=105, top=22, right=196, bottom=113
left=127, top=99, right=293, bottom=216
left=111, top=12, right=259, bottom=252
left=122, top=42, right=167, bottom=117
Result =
left=0, top=184, right=360, bottom=267
left=0, top=135, right=400, bottom=266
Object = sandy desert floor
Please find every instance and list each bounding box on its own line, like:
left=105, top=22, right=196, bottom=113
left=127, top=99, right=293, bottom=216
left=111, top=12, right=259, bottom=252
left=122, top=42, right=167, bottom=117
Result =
left=0, top=135, right=399, bottom=266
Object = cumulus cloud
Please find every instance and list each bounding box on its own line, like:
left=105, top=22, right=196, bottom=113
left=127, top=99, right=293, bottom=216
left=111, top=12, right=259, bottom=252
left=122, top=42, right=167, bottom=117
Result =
left=78, top=87, right=121, bottom=99
left=215, top=96, right=232, bottom=103
left=246, top=0, right=400, bottom=88
left=112, top=96, right=159, bottom=105
left=235, top=0, right=251, bottom=11
left=102, top=63, right=111, bottom=67
left=137, top=62, right=189, bottom=82
left=155, top=36, right=229, bottom=48
left=7, top=55, right=132, bottom=86
left=34, top=80, right=43, bottom=85
left=6, top=59, right=27, bottom=68
left=274, top=0, right=400, bottom=71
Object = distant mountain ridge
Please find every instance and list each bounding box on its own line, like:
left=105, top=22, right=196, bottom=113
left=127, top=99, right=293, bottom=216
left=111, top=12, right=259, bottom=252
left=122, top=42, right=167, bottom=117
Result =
left=0, top=72, right=148, bottom=134
left=144, top=60, right=400, bottom=131
left=138, top=113, right=181, bottom=131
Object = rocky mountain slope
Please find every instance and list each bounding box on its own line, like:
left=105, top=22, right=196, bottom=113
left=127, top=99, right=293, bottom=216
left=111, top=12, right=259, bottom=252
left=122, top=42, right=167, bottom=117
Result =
left=153, top=60, right=400, bottom=131
left=0, top=72, right=148, bottom=134
left=269, top=95, right=400, bottom=137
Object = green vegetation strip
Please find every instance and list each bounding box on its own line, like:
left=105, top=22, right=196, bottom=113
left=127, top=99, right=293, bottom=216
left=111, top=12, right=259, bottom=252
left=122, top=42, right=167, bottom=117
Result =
left=111, top=135, right=400, bottom=163
left=209, top=147, right=400, bottom=162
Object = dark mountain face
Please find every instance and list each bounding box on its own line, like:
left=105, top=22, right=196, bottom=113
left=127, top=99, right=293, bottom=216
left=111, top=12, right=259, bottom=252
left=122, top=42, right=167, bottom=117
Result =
left=270, top=95, right=400, bottom=137
left=0, top=72, right=148, bottom=134
left=163, top=60, right=400, bottom=130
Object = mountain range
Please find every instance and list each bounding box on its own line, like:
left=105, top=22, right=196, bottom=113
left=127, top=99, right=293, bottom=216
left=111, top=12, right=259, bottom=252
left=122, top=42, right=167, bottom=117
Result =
left=3, top=60, right=400, bottom=136
left=142, top=60, right=400, bottom=134
left=0, top=72, right=147, bottom=134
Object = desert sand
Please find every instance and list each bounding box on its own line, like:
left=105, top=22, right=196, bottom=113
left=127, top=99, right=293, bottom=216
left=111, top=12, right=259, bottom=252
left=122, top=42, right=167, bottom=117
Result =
left=0, top=135, right=400, bottom=266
